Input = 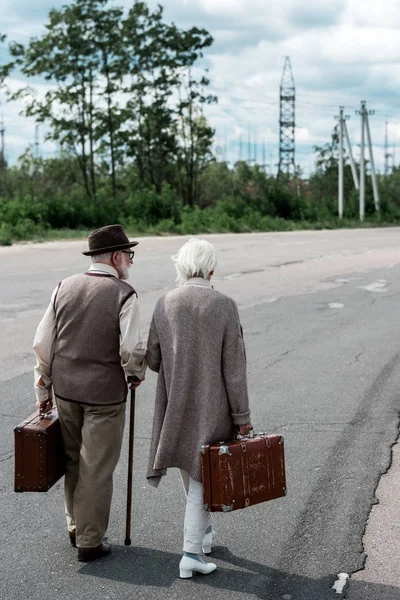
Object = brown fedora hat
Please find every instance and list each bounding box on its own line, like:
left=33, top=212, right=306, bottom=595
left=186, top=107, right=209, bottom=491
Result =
left=83, top=224, right=139, bottom=256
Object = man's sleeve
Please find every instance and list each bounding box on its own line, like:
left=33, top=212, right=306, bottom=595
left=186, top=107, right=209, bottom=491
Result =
left=120, top=294, right=147, bottom=379
left=33, top=287, right=58, bottom=405
left=146, top=313, right=161, bottom=373
left=222, top=299, right=251, bottom=426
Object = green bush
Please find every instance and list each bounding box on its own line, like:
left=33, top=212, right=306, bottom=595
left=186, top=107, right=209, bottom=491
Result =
left=125, top=184, right=181, bottom=226
left=151, top=219, right=180, bottom=235
left=2, top=162, right=400, bottom=244
left=0, top=223, right=13, bottom=246
left=12, top=218, right=45, bottom=240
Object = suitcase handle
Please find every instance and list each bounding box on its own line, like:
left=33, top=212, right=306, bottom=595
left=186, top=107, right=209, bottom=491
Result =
left=235, top=429, right=273, bottom=440
left=39, top=408, right=55, bottom=420
left=235, top=428, right=255, bottom=440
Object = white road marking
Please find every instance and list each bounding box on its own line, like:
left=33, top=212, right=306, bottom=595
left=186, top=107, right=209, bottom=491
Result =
left=332, top=572, right=349, bottom=594
left=360, top=281, right=387, bottom=293
left=335, top=277, right=362, bottom=284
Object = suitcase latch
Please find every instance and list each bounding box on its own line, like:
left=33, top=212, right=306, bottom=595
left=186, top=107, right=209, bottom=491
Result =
left=218, top=445, right=232, bottom=456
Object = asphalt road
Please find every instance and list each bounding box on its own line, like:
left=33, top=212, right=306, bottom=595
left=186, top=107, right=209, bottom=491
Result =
left=0, top=229, right=399, bottom=600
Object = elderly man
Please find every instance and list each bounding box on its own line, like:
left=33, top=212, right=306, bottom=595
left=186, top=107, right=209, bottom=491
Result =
left=33, top=224, right=146, bottom=562
left=146, top=238, right=252, bottom=578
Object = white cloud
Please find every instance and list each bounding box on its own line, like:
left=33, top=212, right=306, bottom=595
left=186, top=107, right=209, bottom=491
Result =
left=0, top=0, right=399, bottom=178
left=346, top=0, right=400, bottom=28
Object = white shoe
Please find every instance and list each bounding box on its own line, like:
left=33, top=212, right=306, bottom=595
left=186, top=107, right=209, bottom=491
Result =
left=202, top=528, right=215, bottom=555
left=179, top=555, right=217, bottom=578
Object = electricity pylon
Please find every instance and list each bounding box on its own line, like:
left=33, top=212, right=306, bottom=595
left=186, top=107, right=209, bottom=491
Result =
left=278, top=56, right=295, bottom=176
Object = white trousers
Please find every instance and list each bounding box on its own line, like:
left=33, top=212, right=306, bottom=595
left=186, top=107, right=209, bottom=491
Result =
left=180, top=470, right=212, bottom=554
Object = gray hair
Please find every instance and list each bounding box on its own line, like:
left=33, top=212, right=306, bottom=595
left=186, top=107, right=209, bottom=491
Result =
left=172, top=238, right=217, bottom=284
left=91, top=252, right=113, bottom=263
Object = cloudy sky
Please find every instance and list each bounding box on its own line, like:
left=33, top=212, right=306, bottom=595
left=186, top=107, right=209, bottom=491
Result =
left=1, top=0, right=400, bottom=176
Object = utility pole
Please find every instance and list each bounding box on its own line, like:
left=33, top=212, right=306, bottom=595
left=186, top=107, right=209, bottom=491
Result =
left=336, top=107, right=356, bottom=217
left=338, top=106, right=344, bottom=218
left=343, top=119, right=359, bottom=191
left=0, top=117, right=5, bottom=169
left=34, top=124, right=40, bottom=160
left=239, top=132, right=243, bottom=162
left=364, top=107, right=380, bottom=212
left=254, top=131, right=258, bottom=165
left=356, top=101, right=366, bottom=221
left=356, top=101, right=380, bottom=219
left=278, top=56, right=296, bottom=176
left=384, top=121, right=392, bottom=177
left=214, top=137, right=223, bottom=163
left=262, top=140, right=267, bottom=173
left=247, top=125, right=251, bottom=164
left=223, top=128, right=228, bottom=164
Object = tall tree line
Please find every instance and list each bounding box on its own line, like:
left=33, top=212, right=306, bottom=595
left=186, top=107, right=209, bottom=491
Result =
left=0, top=0, right=216, bottom=206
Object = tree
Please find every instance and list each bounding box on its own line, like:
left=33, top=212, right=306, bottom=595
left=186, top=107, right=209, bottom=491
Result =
left=120, top=2, right=177, bottom=192
left=173, top=26, right=216, bottom=207
left=0, top=33, right=7, bottom=88
left=120, top=4, right=216, bottom=199
left=0, top=33, right=10, bottom=178
left=5, top=0, right=127, bottom=199
left=3, top=1, right=217, bottom=206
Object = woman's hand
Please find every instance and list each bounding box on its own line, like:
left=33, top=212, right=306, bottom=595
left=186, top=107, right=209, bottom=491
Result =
left=239, top=423, right=253, bottom=435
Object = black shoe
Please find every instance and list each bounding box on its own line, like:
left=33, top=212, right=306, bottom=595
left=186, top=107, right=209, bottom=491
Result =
left=77, top=542, right=111, bottom=562
left=69, top=531, right=76, bottom=547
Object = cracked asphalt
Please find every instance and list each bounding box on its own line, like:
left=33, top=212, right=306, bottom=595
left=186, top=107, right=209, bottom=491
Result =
left=0, top=228, right=399, bottom=600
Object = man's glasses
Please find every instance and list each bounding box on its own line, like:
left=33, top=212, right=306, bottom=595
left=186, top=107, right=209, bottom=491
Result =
left=121, top=250, right=135, bottom=260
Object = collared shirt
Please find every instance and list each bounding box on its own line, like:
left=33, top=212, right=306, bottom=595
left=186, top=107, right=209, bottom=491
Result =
left=184, top=277, right=213, bottom=289
left=33, top=263, right=146, bottom=403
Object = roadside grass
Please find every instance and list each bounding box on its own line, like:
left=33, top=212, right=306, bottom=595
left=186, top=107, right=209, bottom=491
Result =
left=1, top=217, right=399, bottom=247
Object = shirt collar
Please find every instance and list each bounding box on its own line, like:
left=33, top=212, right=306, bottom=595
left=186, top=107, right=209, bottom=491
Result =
left=184, top=277, right=213, bottom=288
left=87, top=263, right=119, bottom=278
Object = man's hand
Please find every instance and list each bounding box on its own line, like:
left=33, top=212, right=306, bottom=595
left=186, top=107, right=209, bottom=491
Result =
left=37, top=398, right=53, bottom=415
left=127, top=375, right=144, bottom=389
left=239, top=423, right=253, bottom=435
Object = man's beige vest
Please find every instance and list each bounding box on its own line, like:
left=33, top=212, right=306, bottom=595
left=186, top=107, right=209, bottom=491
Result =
left=52, top=272, right=135, bottom=406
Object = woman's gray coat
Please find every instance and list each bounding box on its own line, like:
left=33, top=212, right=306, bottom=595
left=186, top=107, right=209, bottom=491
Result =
left=146, top=278, right=251, bottom=486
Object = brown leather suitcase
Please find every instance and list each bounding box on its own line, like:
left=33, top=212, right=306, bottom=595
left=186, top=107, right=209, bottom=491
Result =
left=201, top=433, right=286, bottom=512
left=14, top=410, right=66, bottom=492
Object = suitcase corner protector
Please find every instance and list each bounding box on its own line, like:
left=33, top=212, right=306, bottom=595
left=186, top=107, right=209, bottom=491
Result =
left=221, top=502, right=235, bottom=512
left=14, top=426, right=23, bottom=434
left=14, top=487, right=24, bottom=493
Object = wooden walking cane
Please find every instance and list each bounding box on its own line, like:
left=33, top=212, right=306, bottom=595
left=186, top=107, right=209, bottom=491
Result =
left=124, top=381, right=137, bottom=546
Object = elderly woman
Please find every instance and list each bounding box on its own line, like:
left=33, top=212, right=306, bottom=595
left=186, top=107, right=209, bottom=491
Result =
left=146, top=238, right=252, bottom=579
